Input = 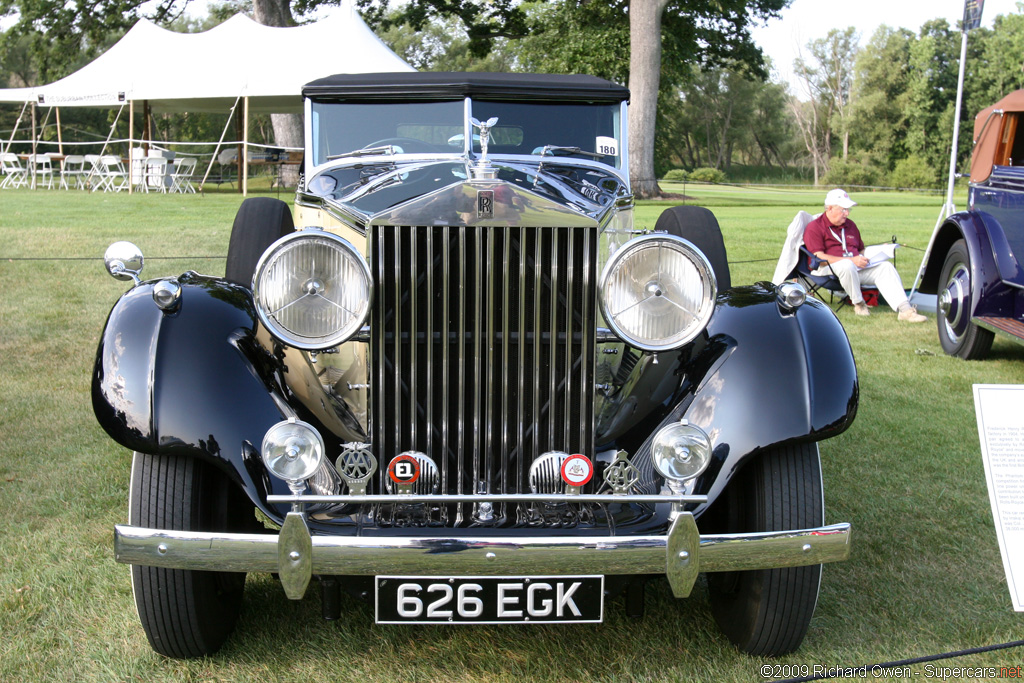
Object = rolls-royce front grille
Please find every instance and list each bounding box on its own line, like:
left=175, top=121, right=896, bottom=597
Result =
left=370, top=224, right=598, bottom=525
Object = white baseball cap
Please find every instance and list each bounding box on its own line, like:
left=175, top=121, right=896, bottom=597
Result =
left=825, top=188, right=857, bottom=209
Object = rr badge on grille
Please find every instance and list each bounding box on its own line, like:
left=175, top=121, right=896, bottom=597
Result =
left=477, top=189, right=494, bottom=219
left=337, top=443, right=377, bottom=495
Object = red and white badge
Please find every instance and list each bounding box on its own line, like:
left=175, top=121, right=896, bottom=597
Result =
left=560, top=454, right=593, bottom=487
left=388, top=454, right=421, bottom=485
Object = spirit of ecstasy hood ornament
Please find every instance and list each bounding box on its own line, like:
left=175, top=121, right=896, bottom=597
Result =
left=471, top=117, right=498, bottom=162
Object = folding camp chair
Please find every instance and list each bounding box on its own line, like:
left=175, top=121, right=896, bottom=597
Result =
left=772, top=210, right=881, bottom=312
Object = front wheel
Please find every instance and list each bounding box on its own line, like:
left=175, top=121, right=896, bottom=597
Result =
left=937, top=239, right=994, bottom=360
left=224, top=197, right=295, bottom=287
left=707, top=443, right=824, bottom=656
left=129, top=452, right=256, bottom=658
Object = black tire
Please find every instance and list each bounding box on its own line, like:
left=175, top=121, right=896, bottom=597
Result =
left=707, top=443, right=823, bottom=656
left=937, top=239, right=994, bottom=360
left=654, top=205, right=731, bottom=290
left=224, top=197, right=295, bottom=286
left=129, top=452, right=256, bottom=658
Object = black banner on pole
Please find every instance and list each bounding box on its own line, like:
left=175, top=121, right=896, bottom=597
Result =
left=964, top=0, right=985, bottom=31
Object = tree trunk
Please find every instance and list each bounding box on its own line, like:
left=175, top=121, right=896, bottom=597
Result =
left=253, top=0, right=302, bottom=187
left=628, top=0, right=670, bottom=199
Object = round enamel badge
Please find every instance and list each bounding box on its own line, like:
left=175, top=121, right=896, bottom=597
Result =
left=388, top=454, right=421, bottom=485
left=560, top=454, right=593, bottom=487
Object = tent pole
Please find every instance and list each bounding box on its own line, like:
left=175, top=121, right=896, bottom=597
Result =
left=56, top=107, right=64, bottom=155
left=199, top=94, right=242, bottom=194
left=2, top=100, right=29, bottom=158
left=128, top=100, right=135, bottom=195
left=99, top=103, right=126, bottom=158
left=30, top=101, right=37, bottom=189
left=243, top=96, right=249, bottom=197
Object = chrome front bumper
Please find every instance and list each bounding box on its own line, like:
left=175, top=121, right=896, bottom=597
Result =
left=114, top=513, right=852, bottom=600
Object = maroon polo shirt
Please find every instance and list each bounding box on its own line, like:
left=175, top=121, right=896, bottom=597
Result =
left=803, top=213, right=865, bottom=261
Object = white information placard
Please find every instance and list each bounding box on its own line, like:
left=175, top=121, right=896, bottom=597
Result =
left=974, top=384, right=1024, bottom=611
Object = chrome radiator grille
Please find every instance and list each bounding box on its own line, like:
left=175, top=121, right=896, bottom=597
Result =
left=370, top=225, right=598, bottom=524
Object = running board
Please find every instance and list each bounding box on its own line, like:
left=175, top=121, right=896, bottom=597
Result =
left=976, top=316, right=1024, bottom=343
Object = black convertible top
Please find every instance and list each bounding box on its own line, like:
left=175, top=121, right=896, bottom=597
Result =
left=303, top=72, right=630, bottom=103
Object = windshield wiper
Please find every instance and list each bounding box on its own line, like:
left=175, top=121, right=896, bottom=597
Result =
left=538, top=145, right=604, bottom=160
left=326, top=145, right=396, bottom=161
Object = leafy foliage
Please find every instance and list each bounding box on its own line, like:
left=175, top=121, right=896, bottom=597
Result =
left=688, top=166, right=727, bottom=183
left=821, top=155, right=884, bottom=188
left=890, top=154, right=938, bottom=189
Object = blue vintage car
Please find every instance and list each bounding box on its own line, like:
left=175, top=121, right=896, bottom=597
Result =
left=93, top=72, right=855, bottom=659
left=918, top=89, right=1024, bottom=359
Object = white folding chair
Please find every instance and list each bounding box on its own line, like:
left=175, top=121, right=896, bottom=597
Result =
left=136, top=157, right=168, bottom=193
left=94, top=155, right=129, bottom=192
left=28, top=154, right=54, bottom=189
left=170, top=156, right=197, bottom=193
left=1, top=153, right=28, bottom=189
left=83, top=154, right=102, bottom=190
left=60, top=155, right=87, bottom=190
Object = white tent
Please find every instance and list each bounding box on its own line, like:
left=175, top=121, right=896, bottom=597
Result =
left=0, top=2, right=412, bottom=112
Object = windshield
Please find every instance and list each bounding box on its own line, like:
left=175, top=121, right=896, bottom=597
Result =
left=309, top=98, right=623, bottom=168
left=470, top=100, right=622, bottom=167
left=310, top=100, right=465, bottom=165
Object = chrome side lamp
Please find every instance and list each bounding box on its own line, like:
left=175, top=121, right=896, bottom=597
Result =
left=104, top=241, right=145, bottom=286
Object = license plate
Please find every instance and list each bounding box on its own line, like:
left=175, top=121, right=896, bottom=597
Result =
left=375, top=575, right=604, bottom=624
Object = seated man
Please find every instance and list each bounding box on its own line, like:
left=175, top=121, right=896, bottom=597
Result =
left=804, top=188, right=926, bottom=322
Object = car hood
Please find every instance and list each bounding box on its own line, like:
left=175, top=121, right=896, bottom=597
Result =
left=299, top=158, right=629, bottom=229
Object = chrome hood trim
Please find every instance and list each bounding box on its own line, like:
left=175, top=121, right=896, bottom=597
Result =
left=297, top=157, right=629, bottom=232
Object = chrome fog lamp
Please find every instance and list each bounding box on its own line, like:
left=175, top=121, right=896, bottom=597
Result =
left=261, top=418, right=325, bottom=489
left=776, top=281, right=807, bottom=311
left=652, top=420, right=712, bottom=484
left=253, top=230, right=372, bottom=350
left=600, top=234, right=716, bottom=351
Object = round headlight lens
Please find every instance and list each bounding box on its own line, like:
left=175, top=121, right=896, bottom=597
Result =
left=600, top=234, right=716, bottom=351
left=261, top=418, right=325, bottom=482
left=253, top=230, right=371, bottom=349
left=651, top=421, right=712, bottom=482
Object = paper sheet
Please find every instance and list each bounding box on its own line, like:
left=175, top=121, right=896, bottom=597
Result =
left=974, top=384, right=1024, bottom=611
left=860, top=242, right=899, bottom=269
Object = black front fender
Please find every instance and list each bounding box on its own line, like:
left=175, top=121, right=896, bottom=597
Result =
left=92, top=273, right=289, bottom=510
left=625, top=285, right=858, bottom=512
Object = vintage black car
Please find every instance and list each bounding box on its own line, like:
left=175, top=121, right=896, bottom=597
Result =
left=917, top=88, right=1024, bottom=359
left=94, top=72, right=856, bottom=659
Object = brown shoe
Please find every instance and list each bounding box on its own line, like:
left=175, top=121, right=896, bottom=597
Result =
left=898, top=306, right=927, bottom=323
left=854, top=302, right=871, bottom=316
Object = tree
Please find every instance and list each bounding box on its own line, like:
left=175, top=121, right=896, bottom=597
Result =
left=367, top=0, right=787, bottom=198
left=849, top=25, right=914, bottom=171
left=903, top=19, right=959, bottom=177
left=793, top=26, right=859, bottom=182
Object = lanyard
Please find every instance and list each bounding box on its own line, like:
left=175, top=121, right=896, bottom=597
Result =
left=829, top=227, right=853, bottom=257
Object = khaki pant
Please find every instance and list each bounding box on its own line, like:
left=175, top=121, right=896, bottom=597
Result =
left=812, top=259, right=908, bottom=311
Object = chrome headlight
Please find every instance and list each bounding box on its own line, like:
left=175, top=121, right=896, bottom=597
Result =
left=599, top=234, right=716, bottom=351
left=253, top=230, right=371, bottom=350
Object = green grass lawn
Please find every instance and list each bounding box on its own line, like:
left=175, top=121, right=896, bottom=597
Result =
left=1, top=185, right=1023, bottom=682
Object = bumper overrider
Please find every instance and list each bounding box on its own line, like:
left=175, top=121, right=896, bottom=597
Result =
left=114, top=501, right=851, bottom=601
